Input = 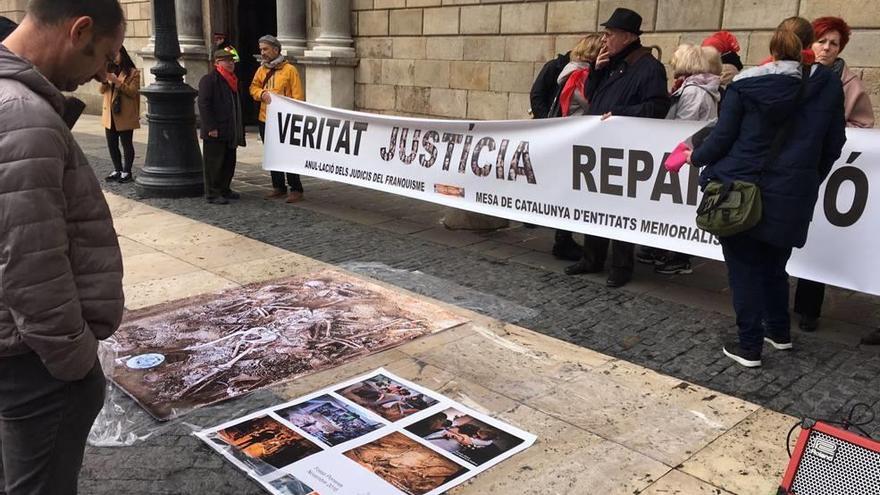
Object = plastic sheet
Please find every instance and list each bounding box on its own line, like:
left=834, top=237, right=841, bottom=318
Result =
left=88, top=339, right=170, bottom=446
left=340, top=262, right=539, bottom=324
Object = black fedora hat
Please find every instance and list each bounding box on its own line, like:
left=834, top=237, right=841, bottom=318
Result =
left=601, top=7, right=643, bottom=35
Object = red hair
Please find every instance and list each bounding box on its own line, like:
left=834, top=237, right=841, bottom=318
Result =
left=702, top=31, right=741, bottom=54
left=812, top=17, right=851, bottom=51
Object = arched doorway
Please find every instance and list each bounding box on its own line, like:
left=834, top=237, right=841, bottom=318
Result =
left=235, top=0, right=277, bottom=125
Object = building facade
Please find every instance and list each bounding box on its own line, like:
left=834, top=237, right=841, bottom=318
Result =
left=1, top=0, right=878, bottom=126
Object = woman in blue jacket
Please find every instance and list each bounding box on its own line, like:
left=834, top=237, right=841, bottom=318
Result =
left=689, top=26, right=846, bottom=368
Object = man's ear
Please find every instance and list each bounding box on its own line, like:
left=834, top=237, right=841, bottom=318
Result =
left=68, top=16, right=95, bottom=48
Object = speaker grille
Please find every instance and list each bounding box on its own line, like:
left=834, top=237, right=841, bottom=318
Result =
left=790, top=430, right=880, bottom=494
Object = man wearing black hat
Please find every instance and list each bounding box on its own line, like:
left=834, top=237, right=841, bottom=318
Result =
left=198, top=49, right=246, bottom=205
left=565, top=7, right=671, bottom=288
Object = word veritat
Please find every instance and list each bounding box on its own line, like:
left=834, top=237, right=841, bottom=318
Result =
left=276, top=112, right=368, bottom=155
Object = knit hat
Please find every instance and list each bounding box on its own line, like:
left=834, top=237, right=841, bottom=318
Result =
left=259, top=34, right=282, bottom=51
left=702, top=31, right=741, bottom=54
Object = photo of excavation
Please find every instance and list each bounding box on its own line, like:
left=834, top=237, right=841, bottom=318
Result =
left=275, top=394, right=383, bottom=447
left=109, top=270, right=466, bottom=420
left=337, top=374, right=440, bottom=422
left=211, top=416, right=322, bottom=475
left=405, top=408, right=525, bottom=466
left=343, top=431, right=468, bottom=495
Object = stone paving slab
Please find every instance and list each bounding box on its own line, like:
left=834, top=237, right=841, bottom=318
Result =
left=82, top=191, right=802, bottom=495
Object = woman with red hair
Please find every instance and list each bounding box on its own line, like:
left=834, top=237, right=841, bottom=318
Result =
left=811, top=16, right=874, bottom=128
left=795, top=17, right=877, bottom=345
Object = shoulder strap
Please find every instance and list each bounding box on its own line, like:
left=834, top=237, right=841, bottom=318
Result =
left=759, top=65, right=810, bottom=181
left=624, top=47, right=652, bottom=66
left=261, top=67, right=278, bottom=89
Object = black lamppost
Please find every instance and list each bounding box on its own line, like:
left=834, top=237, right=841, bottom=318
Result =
left=135, top=0, right=204, bottom=197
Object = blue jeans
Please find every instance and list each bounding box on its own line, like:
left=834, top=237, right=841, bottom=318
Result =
left=719, top=235, right=793, bottom=354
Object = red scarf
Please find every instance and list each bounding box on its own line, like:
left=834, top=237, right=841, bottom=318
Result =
left=216, top=65, right=238, bottom=92
left=559, top=67, right=590, bottom=117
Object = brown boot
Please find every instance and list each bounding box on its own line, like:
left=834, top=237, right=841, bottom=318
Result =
left=264, top=188, right=286, bottom=199
left=286, top=191, right=304, bottom=203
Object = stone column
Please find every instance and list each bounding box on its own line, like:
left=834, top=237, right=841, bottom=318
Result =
left=277, top=0, right=308, bottom=57
left=174, top=0, right=211, bottom=87
left=298, top=0, right=358, bottom=109
left=311, top=0, right=355, bottom=58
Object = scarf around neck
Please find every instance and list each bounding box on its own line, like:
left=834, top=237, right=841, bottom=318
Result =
left=216, top=64, right=238, bottom=92
left=262, top=55, right=286, bottom=70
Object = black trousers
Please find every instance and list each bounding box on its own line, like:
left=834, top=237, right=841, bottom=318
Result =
left=582, top=234, right=634, bottom=273
left=720, top=235, right=793, bottom=354
left=259, top=122, right=303, bottom=192
left=0, top=352, right=105, bottom=495
left=202, top=140, right=237, bottom=198
left=794, top=279, right=826, bottom=318
left=105, top=126, right=134, bottom=173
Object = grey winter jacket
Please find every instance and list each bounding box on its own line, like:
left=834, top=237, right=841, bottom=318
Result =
left=0, top=44, right=124, bottom=380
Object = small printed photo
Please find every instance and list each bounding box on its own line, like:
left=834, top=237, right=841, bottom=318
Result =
left=336, top=374, right=439, bottom=422
left=275, top=394, right=383, bottom=447
left=268, top=474, right=319, bottom=495
left=434, top=184, right=465, bottom=197
left=405, top=408, right=525, bottom=466
left=343, top=431, right=467, bottom=495
left=213, top=416, right=323, bottom=473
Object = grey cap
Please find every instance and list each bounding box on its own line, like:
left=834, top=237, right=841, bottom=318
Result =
left=258, top=34, right=282, bottom=51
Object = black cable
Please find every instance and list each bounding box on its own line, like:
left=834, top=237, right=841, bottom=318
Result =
left=785, top=403, right=877, bottom=458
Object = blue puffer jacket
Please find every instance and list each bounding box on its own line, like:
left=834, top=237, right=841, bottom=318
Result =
left=691, top=61, right=846, bottom=248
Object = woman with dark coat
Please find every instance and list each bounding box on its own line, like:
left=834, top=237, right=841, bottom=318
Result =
left=688, top=26, right=846, bottom=367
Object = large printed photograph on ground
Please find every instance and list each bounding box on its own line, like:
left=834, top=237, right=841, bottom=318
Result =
left=109, top=270, right=466, bottom=420
left=208, top=415, right=323, bottom=476
left=343, top=431, right=468, bottom=495
left=336, top=374, right=440, bottom=422
left=405, top=408, right=525, bottom=466
left=275, top=394, right=383, bottom=447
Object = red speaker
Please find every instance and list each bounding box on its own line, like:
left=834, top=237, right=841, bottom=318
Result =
left=778, top=420, right=880, bottom=494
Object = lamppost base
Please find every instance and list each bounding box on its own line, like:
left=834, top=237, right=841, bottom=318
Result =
left=134, top=84, right=204, bottom=198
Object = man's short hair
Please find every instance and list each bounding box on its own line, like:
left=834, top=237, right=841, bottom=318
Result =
left=27, top=0, right=125, bottom=36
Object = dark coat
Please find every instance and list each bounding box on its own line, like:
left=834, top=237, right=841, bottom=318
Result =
left=585, top=41, right=670, bottom=118
left=530, top=52, right=569, bottom=119
left=691, top=64, right=846, bottom=248
left=198, top=69, right=245, bottom=147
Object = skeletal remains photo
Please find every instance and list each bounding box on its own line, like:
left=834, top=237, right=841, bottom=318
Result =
left=109, top=270, right=465, bottom=420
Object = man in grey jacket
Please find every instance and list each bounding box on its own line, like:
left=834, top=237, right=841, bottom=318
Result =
left=0, top=1, right=125, bottom=493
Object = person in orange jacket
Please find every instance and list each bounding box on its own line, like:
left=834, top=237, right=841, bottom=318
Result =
left=249, top=34, right=305, bottom=203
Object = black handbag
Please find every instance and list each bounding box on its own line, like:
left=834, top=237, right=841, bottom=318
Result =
left=112, top=92, right=122, bottom=114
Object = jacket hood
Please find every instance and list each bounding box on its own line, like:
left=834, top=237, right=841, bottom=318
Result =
left=729, top=61, right=823, bottom=122
left=557, top=60, right=591, bottom=84
left=674, top=73, right=721, bottom=98
left=0, top=44, right=65, bottom=116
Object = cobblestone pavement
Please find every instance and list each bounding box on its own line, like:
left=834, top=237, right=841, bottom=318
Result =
left=73, top=126, right=880, bottom=493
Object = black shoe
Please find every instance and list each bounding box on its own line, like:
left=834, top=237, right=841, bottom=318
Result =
left=636, top=248, right=666, bottom=266
left=861, top=330, right=880, bottom=346
left=722, top=340, right=762, bottom=368
left=798, top=315, right=819, bottom=332
left=206, top=196, right=229, bottom=205
left=552, top=242, right=583, bottom=262
left=764, top=332, right=793, bottom=350
left=223, top=190, right=241, bottom=200
left=565, top=259, right=602, bottom=276
left=118, top=172, right=133, bottom=183
left=105, top=171, right=121, bottom=182
left=655, top=259, right=693, bottom=275
left=606, top=270, right=632, bottom=288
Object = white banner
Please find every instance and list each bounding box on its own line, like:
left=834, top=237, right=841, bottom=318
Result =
left=264, top=98, right=880, bottom=296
